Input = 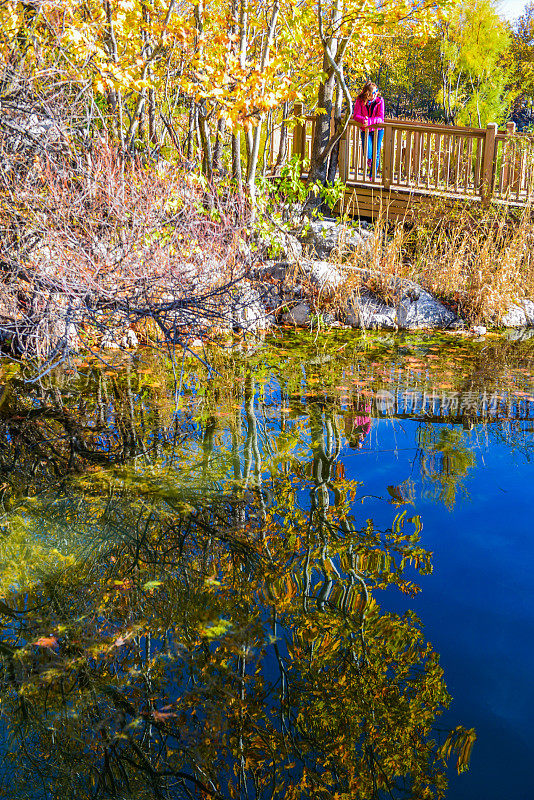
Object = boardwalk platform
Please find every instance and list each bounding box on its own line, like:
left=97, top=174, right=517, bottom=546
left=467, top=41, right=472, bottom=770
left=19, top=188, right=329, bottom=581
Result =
left=275, top=108, right=534, bottom=220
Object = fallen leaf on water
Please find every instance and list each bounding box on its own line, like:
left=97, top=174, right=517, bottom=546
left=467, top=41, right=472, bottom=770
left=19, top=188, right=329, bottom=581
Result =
left=35, top=637, right=58, bottom=648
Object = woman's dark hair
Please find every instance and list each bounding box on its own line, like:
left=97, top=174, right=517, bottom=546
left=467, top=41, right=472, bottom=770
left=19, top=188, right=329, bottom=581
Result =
left=357, top=81, right=378, bottom=101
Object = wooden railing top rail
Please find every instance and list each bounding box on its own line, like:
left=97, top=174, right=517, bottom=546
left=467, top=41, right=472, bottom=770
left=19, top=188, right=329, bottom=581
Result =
left=301, top=114, right=512, bottom=137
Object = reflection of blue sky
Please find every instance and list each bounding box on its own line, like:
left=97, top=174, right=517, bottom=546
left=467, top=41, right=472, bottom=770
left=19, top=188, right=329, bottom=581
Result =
left=343, top=418, right=534, bottom=800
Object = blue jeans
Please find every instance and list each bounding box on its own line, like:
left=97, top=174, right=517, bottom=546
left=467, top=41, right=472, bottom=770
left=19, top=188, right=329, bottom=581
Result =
left=360, top=128, right=384, bottom=175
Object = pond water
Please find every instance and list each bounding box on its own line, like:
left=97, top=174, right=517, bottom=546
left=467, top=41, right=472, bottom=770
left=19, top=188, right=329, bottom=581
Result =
left=0, top=331, right=532, bottom=800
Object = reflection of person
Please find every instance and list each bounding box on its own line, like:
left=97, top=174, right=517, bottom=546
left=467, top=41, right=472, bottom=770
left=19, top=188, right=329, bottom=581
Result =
left=352, top=81, right=385, bottom=176
left=344, top=399, right=372, bottom=449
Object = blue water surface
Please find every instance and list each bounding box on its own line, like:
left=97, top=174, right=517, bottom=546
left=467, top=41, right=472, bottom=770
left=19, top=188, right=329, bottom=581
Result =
left=342, top=417, right=534, bottom=799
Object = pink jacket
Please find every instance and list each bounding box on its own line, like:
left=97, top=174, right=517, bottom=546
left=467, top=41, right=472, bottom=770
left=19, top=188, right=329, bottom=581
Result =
left=352, top=95, right=385, bottom=130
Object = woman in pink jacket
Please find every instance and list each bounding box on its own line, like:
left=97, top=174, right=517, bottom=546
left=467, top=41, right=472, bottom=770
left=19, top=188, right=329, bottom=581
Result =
left=352, top=81, right=385, bottom=176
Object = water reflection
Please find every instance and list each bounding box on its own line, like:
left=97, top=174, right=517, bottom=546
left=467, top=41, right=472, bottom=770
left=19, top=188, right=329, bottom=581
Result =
left=0, top=332, right=531, bottom=799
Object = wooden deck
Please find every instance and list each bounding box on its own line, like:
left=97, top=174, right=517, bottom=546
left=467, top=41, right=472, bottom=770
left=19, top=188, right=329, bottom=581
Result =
left=274, top=107, right=534, bottom=219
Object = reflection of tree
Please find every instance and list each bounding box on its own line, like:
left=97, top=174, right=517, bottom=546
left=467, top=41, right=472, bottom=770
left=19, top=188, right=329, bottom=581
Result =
left=0, top=382, right=474, bottom=800
left=418, top=426, right=476, bottom=510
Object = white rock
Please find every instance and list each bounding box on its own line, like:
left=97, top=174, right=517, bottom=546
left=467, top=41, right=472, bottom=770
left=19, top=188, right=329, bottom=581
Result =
left=307, top=260, right=343, bottom=290
left=502, top=305, right=527, bottom=327
left=120, top=329, right=139, bottom=349
left=472, top=325, right=487, bottom=336
left=346, top=293, right=397, bottom=330
left=49, top=320, right=81, bottom=353
left=298, top=220, right=371, bottom=259
left=397, top=285, right=457, bottom=330
left=281, top=302, right=311, bottom=326
left=502, top=299, right=534, bottom=327
left=101, top=333, right=121, bottom=349
left=231, top=283, right=269, bottom=333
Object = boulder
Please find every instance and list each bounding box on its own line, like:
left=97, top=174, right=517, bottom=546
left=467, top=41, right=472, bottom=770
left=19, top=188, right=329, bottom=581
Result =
left=346, top=293, right=398, bottom=330
left=346, top=281, right=458, bottom=331
left=120, top=329, right=139, bottom=349
left=49, top=320, right=81, bottom=353
left=230, top=283, right=270, bottom=334
left=281, top=302, right=312, bottom=326
left=253, top=261, right=293, bottom=282
left=397, top=285, right=457, bottom=330
left=305, top=259, right=343, bottom=290
left=502, top=299, right=534, bottom=327
left=504, top=328, right=534, bottom=341
left=101, top=332, right=121, bottom=349
left=297, top=219, right=372, bottom=259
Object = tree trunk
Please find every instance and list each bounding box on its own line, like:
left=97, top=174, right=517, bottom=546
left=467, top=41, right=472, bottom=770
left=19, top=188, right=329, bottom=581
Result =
left=198, top=101, right=213, bottom=180
left=213, top=116, right=226, bottom=173
left=186, top=101, right=196, bottom=160
left=232, top=133, right=243, bottom=198
left=327, top=76, right=344, bottom=184
left=148, top=87, right=157, bottom=146
left=307, top=63, right=336, bottom=189
left=274, top=100, right=289, bottom=173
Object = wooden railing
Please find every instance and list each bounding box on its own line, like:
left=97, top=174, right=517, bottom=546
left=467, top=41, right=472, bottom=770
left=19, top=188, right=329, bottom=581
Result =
left=284, top=103, right=534, bottom=205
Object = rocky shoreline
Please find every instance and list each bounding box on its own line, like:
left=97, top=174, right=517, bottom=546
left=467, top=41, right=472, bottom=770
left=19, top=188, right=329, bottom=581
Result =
left=229, top=218, right=534, bottom=337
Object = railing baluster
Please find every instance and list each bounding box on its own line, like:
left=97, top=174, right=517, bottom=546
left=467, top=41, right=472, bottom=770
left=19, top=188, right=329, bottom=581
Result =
left=516, top=147, right=524, bottom=201
left=436, top=134, right=442, bottom=188
left=405, top=130, right=413, bottom=184
left=454, top=135, right=463, bottom=192
left=413, top=130, right=421, bottom=187
left=382, top=123, right=393, bottom=190
left=426, top=133, right=432, bottom=189
left=445, top=135, right=452, bottom=190
left=394, top=128, right=403, bottom=185
left=475, top=137, right=483, bottom=190
left=481, top=123, right=497, bottom=204
left=464, top=137, right=473, bottom=194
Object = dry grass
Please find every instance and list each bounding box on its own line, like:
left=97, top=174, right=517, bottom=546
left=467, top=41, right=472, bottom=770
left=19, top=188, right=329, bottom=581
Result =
left=336, top=201, right=534, bottom=325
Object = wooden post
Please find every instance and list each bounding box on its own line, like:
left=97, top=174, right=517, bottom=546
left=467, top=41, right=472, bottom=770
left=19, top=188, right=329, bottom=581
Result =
left=338, top=123, right=350, bottom=184
left=292, top=102, right=305, bottom=170
left=382, top=123, right=393, bottom=190
left=480, top=122, right=497, bottom=205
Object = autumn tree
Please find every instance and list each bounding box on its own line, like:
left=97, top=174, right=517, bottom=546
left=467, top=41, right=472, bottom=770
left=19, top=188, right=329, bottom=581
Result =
left=508, top=2, right=534, bottom=104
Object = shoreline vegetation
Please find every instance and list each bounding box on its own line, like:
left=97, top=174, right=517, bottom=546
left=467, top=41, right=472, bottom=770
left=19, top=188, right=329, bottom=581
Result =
left=2, top=122, right=534, bottom=381
left=1, top=0, right=534, bottom=382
